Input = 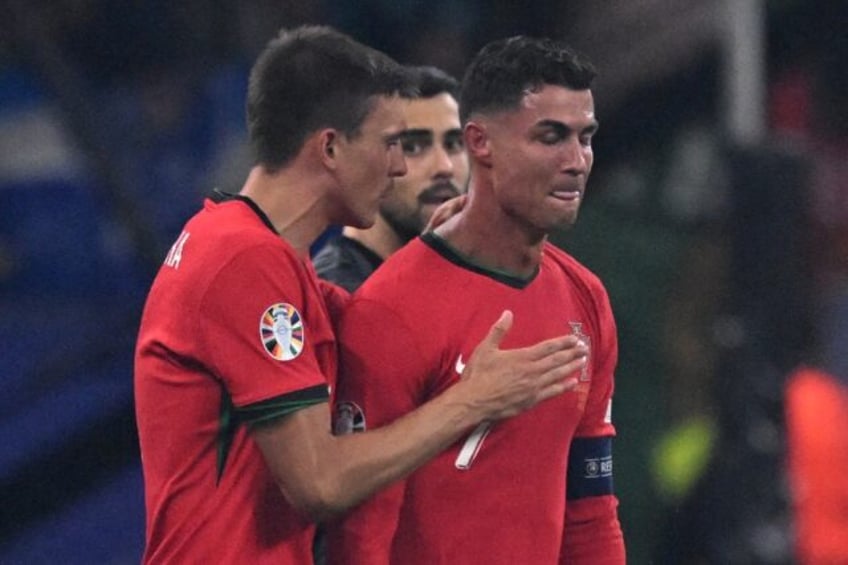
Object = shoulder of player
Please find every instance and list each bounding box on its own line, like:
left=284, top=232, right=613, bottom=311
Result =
left=184, top=218, right=307, bottom=293
left=340, top=242, right=440, bottom=330
left=543, top=242, right=605, bottom=289
left=355, top=238, right=434, bottom=298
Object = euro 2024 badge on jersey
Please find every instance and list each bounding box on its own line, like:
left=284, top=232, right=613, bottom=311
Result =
left=260, top=303, right=305, bottom=361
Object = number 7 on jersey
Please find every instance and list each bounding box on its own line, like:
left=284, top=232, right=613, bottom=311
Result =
left=455, top=421, right=492, bottom=470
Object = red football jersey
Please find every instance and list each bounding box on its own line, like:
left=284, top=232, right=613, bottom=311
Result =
left=135, top=196, right=336, bottom=564
left=328, top=234, right=623, bottom=565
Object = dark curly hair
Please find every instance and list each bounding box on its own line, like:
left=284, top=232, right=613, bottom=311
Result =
left=460, top=36, right=596, bottom=123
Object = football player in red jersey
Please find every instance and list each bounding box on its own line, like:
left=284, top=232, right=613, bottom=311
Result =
left=329, top=35, right=625, bottom=565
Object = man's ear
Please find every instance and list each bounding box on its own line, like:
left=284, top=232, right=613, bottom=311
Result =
left=464, top=121, right=492, bottom=167
left=317, top=129, right=339, bottom=169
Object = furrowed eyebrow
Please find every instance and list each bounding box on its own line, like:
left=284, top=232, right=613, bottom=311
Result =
left=399, top=129, right=435, bottom=142
left=537, top=120, right=567, bottom=135
left=536, top=119, right=599, bottom=136
left=443, top=129, right=463, bottom=141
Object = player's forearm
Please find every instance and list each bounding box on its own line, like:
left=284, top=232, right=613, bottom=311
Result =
left=255, top=388, right=484, bottom=522
left=257, top=319, right=586, bottom=520
left=313, top=335, right=587, bottom=517
left=322, top=343, right=588, bottom=515
left=316, top=386, right=484, bottom=518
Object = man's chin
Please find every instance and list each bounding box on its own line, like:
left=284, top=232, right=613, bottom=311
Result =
left=344, top=210, right=377, bottom=230
left=355, top=216, right=378, bottom=230
left=551, top=214, right=579, bottom=234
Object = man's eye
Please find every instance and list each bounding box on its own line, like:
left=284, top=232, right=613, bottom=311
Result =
left=540, top=132, right=563, bottom=145
left=444, top=138, right=465, bottom=153
left=402, top=139, right=426, bottom=155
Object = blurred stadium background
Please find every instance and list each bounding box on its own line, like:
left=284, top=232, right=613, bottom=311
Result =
left=1, top=1, right=845, bottom=563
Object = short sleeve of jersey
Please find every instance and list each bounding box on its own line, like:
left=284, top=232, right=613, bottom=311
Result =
left=198, top=242, right=329, bottom=410
left=562, top=258, right=626, bottom=565
left=576, top=276, right=618, bottom=439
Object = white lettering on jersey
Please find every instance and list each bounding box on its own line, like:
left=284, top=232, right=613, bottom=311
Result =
left=453, top=351, right=489, bottom=469
left=164, top=231, right=190, bottom=269
left=455, top=421, right=492, bottom=470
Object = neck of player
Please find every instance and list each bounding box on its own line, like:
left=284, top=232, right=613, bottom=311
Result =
left=343, top=215, right=407, bottom=260
left=434, top=189, right=547, bottom=279
left=239, top=164, right=332, bottom=258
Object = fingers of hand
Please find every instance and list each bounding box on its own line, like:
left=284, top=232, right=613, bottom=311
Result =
left=484, top=333, right=586, bottom=388
left=479, top=310, right=513, bottom=353
left=512, top=336, right=586, bottom=374
left=536, top=376, right=579, bottom=403
left=520, top=334, right=583, bottom=362
left=423, top=195, right=467, bottom=232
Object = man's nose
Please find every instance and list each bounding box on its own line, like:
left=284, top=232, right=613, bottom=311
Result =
left=389, top=144, right=407, bottom=177
left=431, top=144, right=455, bottom=178
left=562, top=138, right=589, bottom=175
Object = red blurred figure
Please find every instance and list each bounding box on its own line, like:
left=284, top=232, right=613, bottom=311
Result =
left=785, top=366, right=848, bottom=564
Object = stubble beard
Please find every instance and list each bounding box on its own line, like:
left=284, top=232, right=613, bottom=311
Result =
left=380, top=181, right=461, bottom=243
left=379, top=203, right=425, bottom=244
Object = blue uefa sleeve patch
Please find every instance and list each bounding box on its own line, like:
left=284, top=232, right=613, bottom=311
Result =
left=566, top=436, right=614, bottom=500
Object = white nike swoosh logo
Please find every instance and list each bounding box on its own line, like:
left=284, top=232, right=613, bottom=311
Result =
left=455, top=354, right=466, bottom=375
